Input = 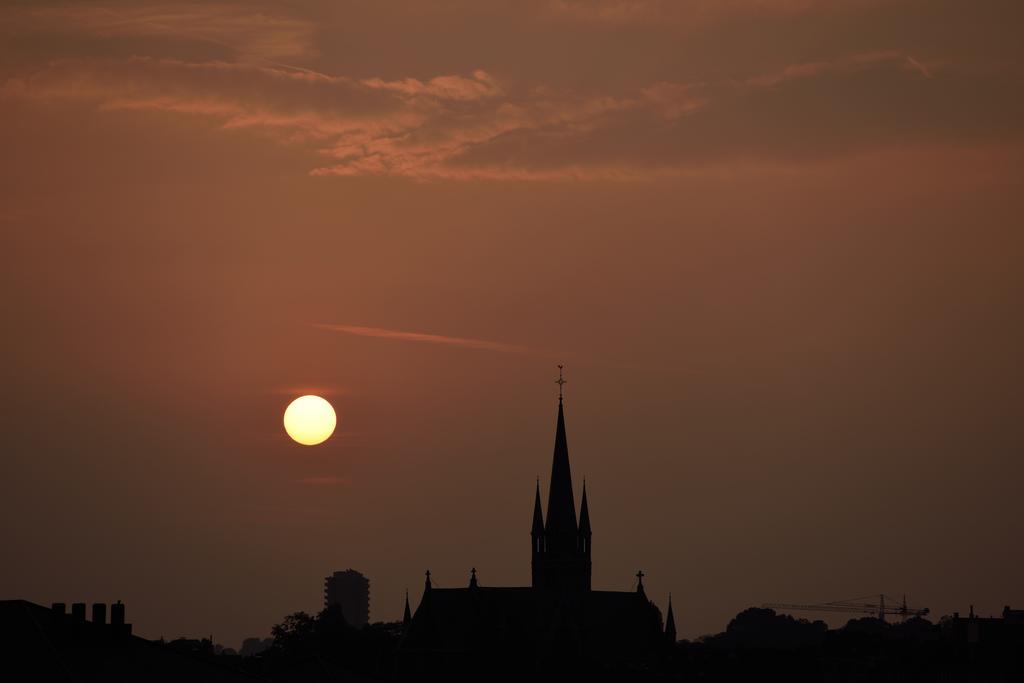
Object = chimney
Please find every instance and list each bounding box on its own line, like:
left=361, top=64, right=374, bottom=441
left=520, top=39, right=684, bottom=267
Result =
left=92, top=603, right=107, bottom=625
left=110, top=601, right=132, bottom=637
left=71, top=603, right=87, bottom=621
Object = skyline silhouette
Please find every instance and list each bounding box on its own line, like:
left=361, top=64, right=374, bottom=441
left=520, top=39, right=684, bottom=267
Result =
left=2, top=0, right=1023, bottom=660
left=3, top=372, right=1024, bottom=679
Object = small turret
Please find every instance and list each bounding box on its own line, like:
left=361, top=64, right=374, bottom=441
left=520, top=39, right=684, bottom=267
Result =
left=403, top=590, right=412, bottom=627
left=531, top=478, right=545, bottom=554
left=578, top=480, right=591, bottom=555
left=665, top=593, right=677, bottom=644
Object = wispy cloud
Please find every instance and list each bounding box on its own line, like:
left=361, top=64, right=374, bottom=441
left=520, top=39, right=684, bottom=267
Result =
left=1, top=47, right=987, bottom=180
left=544, top=0, right=887, bottom=24
left=315, top=324, right=533, bottom=354
left=13, top=3, right=317, bottom=63
left=743, top=50, right=930, bottom=87
left=904, top=56, right=933, bottom=79
left=1, top=3, right=1014, bottom=181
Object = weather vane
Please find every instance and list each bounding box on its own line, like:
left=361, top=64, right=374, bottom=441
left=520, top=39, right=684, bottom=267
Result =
left=555, top=364, right=567, bottom=402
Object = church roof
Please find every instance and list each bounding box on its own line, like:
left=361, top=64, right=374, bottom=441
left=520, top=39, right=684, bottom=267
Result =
left=403, top=586, right=662, bottom=658
left=404, top=587, right=536, bottom=653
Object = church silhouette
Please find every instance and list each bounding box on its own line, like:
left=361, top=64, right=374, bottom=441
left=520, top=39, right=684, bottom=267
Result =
left=397, top=372, right=673, bottom=679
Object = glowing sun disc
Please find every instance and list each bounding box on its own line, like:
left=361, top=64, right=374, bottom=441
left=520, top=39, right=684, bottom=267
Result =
left=283, top=395, right=337, bottom=446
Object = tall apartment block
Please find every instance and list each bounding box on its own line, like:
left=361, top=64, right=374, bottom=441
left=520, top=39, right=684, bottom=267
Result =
left=324, top=569, right=369, bottom=626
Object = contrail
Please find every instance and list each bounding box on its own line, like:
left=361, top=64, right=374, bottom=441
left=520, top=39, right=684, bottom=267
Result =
left=314, top=324, right=533, bottom=354
left=905, top=56, right=933, bottom=79
left=294, top=476, right=350, bottom=486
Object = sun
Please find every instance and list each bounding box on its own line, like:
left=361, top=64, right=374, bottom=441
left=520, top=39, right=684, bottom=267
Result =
left=283, top=395, right=337, bottom=446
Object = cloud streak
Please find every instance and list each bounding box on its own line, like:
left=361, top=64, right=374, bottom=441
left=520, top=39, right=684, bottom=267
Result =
left=544, top=0, right=888, bottom=24
left=11, top=3, right=317, bottom=63
left=294, top=476, right=351, bottom=486
left=315, top=324, right=533, bottom=354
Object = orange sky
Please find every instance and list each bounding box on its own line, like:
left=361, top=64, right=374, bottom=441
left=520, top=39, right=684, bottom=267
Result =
left=1, top=0, right=1023, bottom=648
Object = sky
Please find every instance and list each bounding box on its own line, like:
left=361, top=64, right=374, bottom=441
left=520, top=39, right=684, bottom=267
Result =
left=1, top=0, right=1023, bottom=648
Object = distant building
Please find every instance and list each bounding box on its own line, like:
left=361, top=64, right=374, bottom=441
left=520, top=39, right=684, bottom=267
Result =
left=0, top=600, right=252, bottom=681
left=324, top=569, right=370, bottom=626
left=238, top=636, right=273, bottom=658
left=1003, top=605, right=1024, bottom=624
left=941, top=605, right=1024, bottom=645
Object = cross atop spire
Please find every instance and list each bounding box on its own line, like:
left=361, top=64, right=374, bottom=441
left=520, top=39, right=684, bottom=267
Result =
left=555, top=364, right=566, bottom=404
left=636, top=570, right=647, bottom=597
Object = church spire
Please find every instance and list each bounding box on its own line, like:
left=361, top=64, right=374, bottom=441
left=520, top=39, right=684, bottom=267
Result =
left=578, top=480, right=591, bottom=536
left=532, top=479, right=548, bottom=548
left=532, top=478, right=545, bottom=536
left=533, top=367, right=590, bottom=592
left=545, top=367, right=577, bottom=542
left=578, top=479, right=592, bottom=569
left=665, top=593, right=677, bottom=643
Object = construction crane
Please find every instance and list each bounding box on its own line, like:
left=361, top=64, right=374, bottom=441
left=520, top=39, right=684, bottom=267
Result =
left=762, top=594, right=929, bottom=622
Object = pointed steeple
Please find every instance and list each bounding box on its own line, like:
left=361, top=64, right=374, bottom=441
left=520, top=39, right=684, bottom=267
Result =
left=403, top=590, right=412, bottom=626
left=545, top=387, right=577, bottom=542
left=532, top=366, right=591, bottom=592
left=424, top=570, right=431, bottom=592
left=665, top=593, right=677, bottom=643
left=577, top=479, right=592, bottom=561
left=532, top=478, right=545, bottom=536
left=578, top=480, right=591, bottom=535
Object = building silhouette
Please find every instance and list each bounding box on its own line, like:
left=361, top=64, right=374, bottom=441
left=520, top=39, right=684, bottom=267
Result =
left=324, top=569, right=369, bottom=627
left=0, top=600, right=254, bottom=681
left=397, top=379, right=670, bottom=678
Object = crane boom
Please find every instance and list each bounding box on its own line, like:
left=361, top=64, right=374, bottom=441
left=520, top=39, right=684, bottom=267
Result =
left=763, top=594, right=929, bottom=622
